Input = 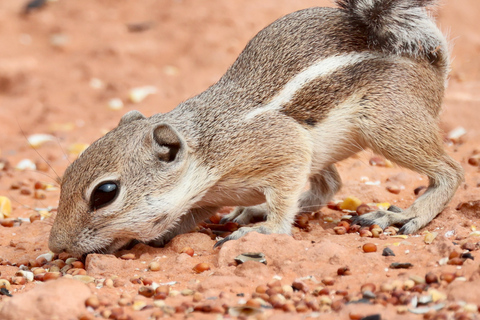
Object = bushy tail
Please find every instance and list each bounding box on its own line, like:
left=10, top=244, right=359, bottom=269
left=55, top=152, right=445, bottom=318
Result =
left=335, top=0, right=448, bottom=66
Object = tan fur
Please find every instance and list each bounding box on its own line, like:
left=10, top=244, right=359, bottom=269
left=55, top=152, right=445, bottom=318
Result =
left=49, top=1, right=463, bottom=257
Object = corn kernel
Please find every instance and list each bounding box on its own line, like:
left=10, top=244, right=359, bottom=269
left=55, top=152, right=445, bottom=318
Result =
left=339, top=196, right=362, bottom=211
left=0, top=196, right=12, bottom=217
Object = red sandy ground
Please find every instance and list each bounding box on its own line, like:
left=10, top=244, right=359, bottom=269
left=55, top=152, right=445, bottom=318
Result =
left=0, top=0, right=480, bottom=319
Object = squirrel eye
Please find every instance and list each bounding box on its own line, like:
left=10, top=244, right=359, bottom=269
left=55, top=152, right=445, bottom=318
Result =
left=91, top=181, right=119, bottom=210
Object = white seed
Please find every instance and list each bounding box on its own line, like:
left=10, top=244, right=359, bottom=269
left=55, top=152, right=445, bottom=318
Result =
left=128, top=86, right=157, bottom=103
left=27, top=134, right=55, bottom=148
left=36, top=252, right=54, bottom=262
left=89, top=78, right=104, bottom=89
left=108, top=98, right=124, bottom=110
left=447, top=126, right=466, bottom=143
left=15, top=159, right=36, bottom=171
left=65, top=258, right=78, bottom=265
left=15, top=270, right=34, bottom=282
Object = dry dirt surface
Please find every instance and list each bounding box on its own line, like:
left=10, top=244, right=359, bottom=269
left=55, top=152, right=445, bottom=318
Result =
left=1, top=0, right=480, bottom=319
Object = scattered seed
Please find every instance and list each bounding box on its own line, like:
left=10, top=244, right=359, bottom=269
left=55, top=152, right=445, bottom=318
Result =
left=424, top=231, right=438, bottom=244
left=29, top=212, right=41, bottom=223
left=334, top=226, right=347, bottom=235
left=359, top=229, right=373, bottom=238
left=192, top=291, right=203, bottom=302
left=356, top=204, right=376, bottom=216
left=120, top=253, right=136, bottom=260
left=138, top=286, right=155, bottom=298
left=292, top=280, right=309, bottom=293
left=337, top=266, right=351, bottom=276
left=363, top=243, right=377, bottom=253
left=294, top=214, right=310, bottom=230
left=0, top=219, right=15, bottom=227
left=386, top=185, right=401, bottom=194
left=129, top=86, right=158, bottom=103
left=85, top=295, right=100, bottom=309
left=447, top=257, right=464, bottom=266
left=339, top=196, right=363, bottom=211
left=20, top=188, right=32, bottom=195
left=149, top=261, right=161, bottom=271
left=73, top=275, right=95, bottom=284
left=0, top=196, right=12, bottom=217
left=43, top=272, right=61, bottom=281
left=192, top=263, right=211, bottom=274
left=180, top=247, right=194, bottom=257
left=15, top=159, right=36, bottom=171
left=425, top=272, right=438, bottom=284
left=371, top=227, right=383, bottom=238
left=322, top=277, right=335, bottom=286
left=447, top=126, right=466, bottom=144
left=33, top=190, right=46, bottom=200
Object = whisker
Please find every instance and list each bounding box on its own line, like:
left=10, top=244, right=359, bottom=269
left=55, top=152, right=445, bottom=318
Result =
left=54, top=136, right=72, bottom=165
left=16, top=118, right=62, bottom=181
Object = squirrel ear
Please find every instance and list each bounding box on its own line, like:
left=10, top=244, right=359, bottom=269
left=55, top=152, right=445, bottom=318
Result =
left=118, top=110, right=146, bottom=126
left=153, top=124, right=184, bottom=162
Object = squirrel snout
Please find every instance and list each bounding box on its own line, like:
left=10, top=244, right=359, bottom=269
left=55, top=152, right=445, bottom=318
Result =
left=48, top=234, right=66, bottom=254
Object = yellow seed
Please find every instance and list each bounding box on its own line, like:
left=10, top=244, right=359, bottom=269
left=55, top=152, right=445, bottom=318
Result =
left=132, top=300, right=147, bottom=311
left=424, top=231, right=438, bottom=244
left=376, top=202, right=391, bottom=210
left=68, top=143, right=89, bottom=156
left=339, top=196, right=362, bottom=211
left=149, top=261, right=161, bottom=271
left=0, top=279, right=11, bottom=290
left=391, top=235, right=408, bottom=239
left=39, top=210, right=52, bottom=219
left=0, top=196, right=12, bottom=217
left=428, top=288, right=446, bottom=302
left=49, top=122, right=75, bottom=132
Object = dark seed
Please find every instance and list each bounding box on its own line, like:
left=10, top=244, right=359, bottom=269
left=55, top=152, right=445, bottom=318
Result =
left=460, top=252, right=474, bottom=260
left=389, top=262, right=413, bottom=269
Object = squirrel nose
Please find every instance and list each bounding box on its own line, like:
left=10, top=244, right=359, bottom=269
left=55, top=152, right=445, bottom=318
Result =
left=48, top=233, right=67, bottom=254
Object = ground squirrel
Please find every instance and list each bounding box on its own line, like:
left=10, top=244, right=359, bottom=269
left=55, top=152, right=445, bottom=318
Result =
left=49, top=0, right=464, bottom=257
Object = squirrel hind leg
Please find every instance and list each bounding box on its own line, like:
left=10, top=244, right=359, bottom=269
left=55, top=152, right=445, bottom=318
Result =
left=356, top=110, right=464, bottom=234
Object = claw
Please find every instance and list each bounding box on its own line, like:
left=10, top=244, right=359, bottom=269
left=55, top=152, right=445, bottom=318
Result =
left=213, top=236, right=232, bottom=249
left=387, top=205, right=403, bottom=213
left=219, top=217, right=230, bottom=225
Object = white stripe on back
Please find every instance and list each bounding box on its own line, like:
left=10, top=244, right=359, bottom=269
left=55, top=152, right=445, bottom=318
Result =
left=245, top=52, right=379, bottom=120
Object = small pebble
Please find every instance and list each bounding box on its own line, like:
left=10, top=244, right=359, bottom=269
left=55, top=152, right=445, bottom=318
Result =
left=389, top=262, right=413, bottom=269
left=382, top=247, right=395, bottom=256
